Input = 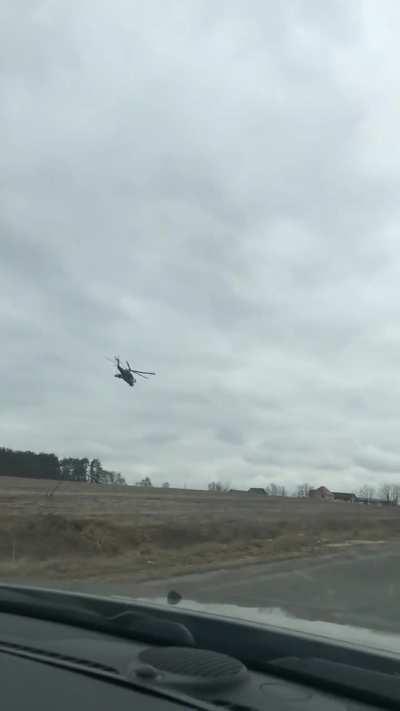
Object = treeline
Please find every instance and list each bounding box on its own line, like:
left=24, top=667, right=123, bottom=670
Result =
left=208, top=481, right=288, bottom=495
left=135, top=477, right=170, bottom=488
left=357, top=483, right=400, bottom=504
left=0, top=447, right=126, bottom=486
left=208, top=480, right=400, bottom=503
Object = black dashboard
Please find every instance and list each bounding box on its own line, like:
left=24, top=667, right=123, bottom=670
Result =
left=0, top=607, right=390, bottom=710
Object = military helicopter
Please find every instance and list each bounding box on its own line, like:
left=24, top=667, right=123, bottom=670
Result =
left=109, top=356, right=156, bottom=387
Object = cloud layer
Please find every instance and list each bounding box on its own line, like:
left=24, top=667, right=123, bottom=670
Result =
left=2, top=1, right=400, bottom=491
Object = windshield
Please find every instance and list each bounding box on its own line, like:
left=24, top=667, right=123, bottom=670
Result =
left=1, top=0, right=400, bottom=644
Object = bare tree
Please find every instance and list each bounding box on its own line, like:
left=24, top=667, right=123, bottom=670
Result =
left=266, top=482, right=278, bottom=496
left=162, top=482, right=170, bottom=488
left=136, top=476, right=153, bottom=487
left=379, top=483, right=392, bottom=503
left=357, top=484, right=376, bottom=502
left=378, top=483, right=400, bottom=505
left=391, top=484, right=400, bottom=505
left=296, top=483, right=310, bottom=498
left=266, top=482, right=286, bottom=496
left=208, top=481, right=230, bottom=492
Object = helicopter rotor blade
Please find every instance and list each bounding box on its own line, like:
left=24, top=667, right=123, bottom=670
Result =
left=132, top=370, right=156, bottom=376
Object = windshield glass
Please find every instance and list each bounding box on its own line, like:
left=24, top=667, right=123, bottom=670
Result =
left=2, top=0, right=400, bottom=644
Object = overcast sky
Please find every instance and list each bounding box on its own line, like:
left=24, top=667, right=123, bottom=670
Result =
left=2, top=1, right=400, bottom=491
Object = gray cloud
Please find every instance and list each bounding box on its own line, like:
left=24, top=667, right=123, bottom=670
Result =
left=2, top=1, right=400, bottom=491
left=354, top=447, right=400, bottom=475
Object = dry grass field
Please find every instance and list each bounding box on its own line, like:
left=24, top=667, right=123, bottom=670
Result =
left=0, top=477, right=399, bottom=583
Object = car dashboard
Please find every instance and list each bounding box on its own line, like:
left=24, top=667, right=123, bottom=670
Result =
left=0, top=605, right=392, bottom=711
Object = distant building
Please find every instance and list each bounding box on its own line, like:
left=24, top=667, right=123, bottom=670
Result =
left=356, top=497, right=383, bottom=505
left=248, top=487, right=267, bottom=494
left=309, top=486, right=333, bottom=500
left=332, top=491, right=357, bottom=503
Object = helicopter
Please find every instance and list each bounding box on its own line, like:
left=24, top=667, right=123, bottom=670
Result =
left=109, top=356, right=156, bottom=387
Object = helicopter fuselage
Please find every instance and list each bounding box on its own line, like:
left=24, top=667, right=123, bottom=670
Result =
left=111, top=356, right=154, bottom=388
left=115, top=369, right=135, bottom=387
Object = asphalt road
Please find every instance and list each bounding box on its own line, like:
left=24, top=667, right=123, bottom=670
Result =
left=61, top=541, right=400, bottom=634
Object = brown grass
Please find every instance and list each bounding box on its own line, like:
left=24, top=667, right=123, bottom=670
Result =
left=0, top=477, right=399, bottom=582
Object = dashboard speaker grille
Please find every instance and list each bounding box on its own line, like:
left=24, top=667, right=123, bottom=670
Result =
left=139, top=646, right=246, bottom=680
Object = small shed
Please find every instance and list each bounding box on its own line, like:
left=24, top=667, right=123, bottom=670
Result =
left=332, top=491, right=356, bottom=503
